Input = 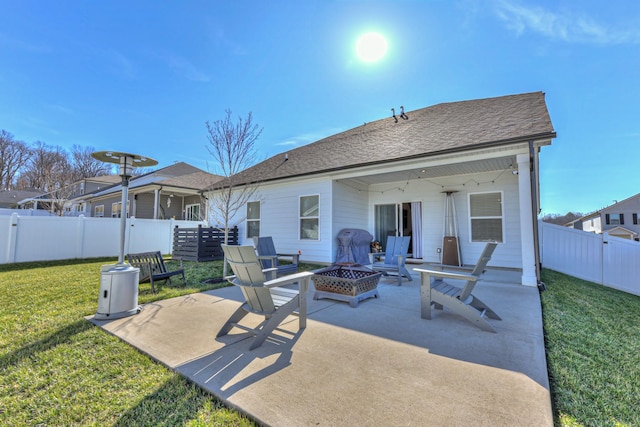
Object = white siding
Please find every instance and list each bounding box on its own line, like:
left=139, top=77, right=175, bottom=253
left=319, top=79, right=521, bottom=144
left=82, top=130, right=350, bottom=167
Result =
left=368, top=170, right=522, bottom=268
left=208, top=165, right=526, bottom=269
left=331, top=181, right=369, bottom=260
left=222, top=178, right=334, bottom=263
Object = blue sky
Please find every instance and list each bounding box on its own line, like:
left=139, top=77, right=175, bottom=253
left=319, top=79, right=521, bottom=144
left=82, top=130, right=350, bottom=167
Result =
left=1, top=1, right=639, bottom=216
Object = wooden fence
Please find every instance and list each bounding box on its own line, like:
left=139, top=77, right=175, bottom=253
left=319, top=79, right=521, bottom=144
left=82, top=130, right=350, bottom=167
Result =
left=172, top=225, right=238, bottom=261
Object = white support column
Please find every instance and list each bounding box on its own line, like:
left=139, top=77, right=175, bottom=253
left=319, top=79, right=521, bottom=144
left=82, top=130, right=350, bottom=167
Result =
left=517, top=153, right=537, bottom=286
left=153, top=189, right=159, bottom=219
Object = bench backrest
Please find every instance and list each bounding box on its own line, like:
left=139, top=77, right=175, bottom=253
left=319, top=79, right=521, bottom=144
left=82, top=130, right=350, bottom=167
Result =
left=127, top=251, right=167, bottom=281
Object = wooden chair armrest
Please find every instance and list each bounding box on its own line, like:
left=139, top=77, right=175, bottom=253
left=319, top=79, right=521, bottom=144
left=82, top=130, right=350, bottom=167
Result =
left=413, top=268, right=478, bottom=282
left=275, top=253, right=300, bottom=265
left=265, top=271, right=313, bottom=290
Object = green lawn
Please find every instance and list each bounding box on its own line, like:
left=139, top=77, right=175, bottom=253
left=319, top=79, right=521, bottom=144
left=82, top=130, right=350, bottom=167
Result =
left=2, top=259, right=638, bottom=426
left=540, top=270, right=640, bottom=427
left=1, top=257, right=277, bottom=426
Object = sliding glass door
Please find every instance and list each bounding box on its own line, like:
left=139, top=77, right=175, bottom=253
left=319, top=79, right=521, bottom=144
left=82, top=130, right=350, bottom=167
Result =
left=374, top=202, right=422, bottom=258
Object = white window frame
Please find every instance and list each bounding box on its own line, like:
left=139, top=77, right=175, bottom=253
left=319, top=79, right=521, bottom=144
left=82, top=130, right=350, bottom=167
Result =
left=185, top=203, right=200, bottom=221
left=246, top=201, right=261, bottom=239
left=111, top=201, right=130, bottom=218
left=299, top=194, right=320, bottom=240
left=94, top=205, right=104, bottom=218
left=468, top=191, right=504, bottom=243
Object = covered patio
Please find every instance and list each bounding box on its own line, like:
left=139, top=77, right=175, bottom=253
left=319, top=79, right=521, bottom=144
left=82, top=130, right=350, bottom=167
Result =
left=91, top=265, right=552, bottom=426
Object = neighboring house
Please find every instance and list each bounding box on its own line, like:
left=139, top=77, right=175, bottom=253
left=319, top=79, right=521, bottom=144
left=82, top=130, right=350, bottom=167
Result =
left=204, top=92, right=557, bottom=286
left=0, top=189, right=42, bottom=209
left=20, top=162, right=221, bottom=220
left=19, top=175, right=123, bottom=215
left=566, top=211, right=601, bottom=233
left=569, top=194, right=640, bottom=241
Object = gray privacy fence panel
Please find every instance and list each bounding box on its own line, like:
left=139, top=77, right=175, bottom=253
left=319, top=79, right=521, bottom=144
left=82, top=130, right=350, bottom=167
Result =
left=172, top=225, right=238, bottom=261
left=0, top=213, right=204, bottom=264
left=539, top=220, right=640, bottom=296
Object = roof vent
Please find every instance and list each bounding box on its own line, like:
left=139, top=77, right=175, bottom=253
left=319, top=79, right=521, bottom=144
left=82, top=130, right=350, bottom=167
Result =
left=391, top=108, right=398, bottom=123
left=400, top=106, right=409, bottom=120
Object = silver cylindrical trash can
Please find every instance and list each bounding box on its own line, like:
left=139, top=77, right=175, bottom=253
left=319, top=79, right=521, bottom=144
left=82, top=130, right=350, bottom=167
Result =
left=95, top=264, right=140, bottom=320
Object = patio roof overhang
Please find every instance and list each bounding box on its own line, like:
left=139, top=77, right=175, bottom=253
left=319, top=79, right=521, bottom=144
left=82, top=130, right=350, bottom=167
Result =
left=331, top=140, right=546, bottom=187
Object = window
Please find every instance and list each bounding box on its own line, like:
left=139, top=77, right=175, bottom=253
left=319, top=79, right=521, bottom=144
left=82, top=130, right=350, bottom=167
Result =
left=76, top=203, right=85, bottom=213
left=469, top=192, right=504, bottom=243
left=185, top=204, right=200, bottom=220
left=246, top=201, right=260, bottom=238
left=299, top=195, right=319, bottom=240
left=95, top=205, right=104, bottom=218
left=606, top=213, right=623, bottom=225
left=111, top=201, right=130, bottom=218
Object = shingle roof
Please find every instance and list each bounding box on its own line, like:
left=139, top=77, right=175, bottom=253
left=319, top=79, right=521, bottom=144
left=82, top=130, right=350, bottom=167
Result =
left=224, top=92, right=555, bottom=187
left=158, top=171, right=224, bottom=190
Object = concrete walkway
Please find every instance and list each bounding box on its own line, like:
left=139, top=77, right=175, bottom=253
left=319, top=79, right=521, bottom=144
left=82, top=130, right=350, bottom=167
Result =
left=90, top=267, right=553, bottom=426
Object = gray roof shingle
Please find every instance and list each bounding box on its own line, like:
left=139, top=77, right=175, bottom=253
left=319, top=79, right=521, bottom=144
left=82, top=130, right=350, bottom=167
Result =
left=222, top=92, right=555, bottom=187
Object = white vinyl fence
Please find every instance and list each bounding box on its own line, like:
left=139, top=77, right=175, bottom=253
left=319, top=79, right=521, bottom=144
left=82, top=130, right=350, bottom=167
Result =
left=539, top=220, right=640, bottom=296
left=0, top=213, right=205, bottom=264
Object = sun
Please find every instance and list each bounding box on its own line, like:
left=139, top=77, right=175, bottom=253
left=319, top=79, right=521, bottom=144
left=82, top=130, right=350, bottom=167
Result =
left=355, top=32, right=388, bottom=63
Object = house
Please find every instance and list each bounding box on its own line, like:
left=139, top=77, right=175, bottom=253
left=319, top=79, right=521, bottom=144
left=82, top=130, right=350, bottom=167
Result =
left=568, top=194, right=640, bottom=241
left=17, top=175, right=122, bottom=215
left=566, top=211, right=601, bottom=233
left=20, top=162, right=223, bottom=221
left=0, top=189, right=43, bottom=209
left=204, top=92, right=556, bottom=286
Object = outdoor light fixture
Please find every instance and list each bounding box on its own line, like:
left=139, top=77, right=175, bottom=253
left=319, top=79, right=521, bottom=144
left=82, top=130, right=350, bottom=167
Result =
left=91, top=151, right=158, bottom=320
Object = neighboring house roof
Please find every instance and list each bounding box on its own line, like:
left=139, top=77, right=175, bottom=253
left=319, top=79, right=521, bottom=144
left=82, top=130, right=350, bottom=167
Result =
left=221, top=91, right=556, bottom=188
left=88, top=162, right=222, bottom=199
left=88, top=175, right=122, bottom=184
left=606, top=226, right=638, bottom=238
left=0, top=190, right=42, bottom=207
left=158, top=171, right=224, bottom=191
left=565, top=211, right=600, bottom=227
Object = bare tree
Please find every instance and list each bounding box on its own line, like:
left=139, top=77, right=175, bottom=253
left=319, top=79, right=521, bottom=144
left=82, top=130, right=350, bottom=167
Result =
left=70, top=145, right=114, bottom=179
left=20, top=142, right=75, bottom=215
left=0, top=130, right=31, bottom=189
left=206, top=110, right=263, bottom=275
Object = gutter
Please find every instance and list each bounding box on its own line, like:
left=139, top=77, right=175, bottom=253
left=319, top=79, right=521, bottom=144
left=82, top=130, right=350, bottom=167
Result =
left=529, top=139, right=544, bottom=290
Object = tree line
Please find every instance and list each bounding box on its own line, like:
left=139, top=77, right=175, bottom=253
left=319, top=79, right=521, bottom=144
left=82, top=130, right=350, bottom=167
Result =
left=0, top=129, right=115, bottom=192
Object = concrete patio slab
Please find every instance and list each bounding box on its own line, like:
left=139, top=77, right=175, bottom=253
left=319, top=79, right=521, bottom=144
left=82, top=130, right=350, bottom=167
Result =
left=90, top=267, right=553, bottom=426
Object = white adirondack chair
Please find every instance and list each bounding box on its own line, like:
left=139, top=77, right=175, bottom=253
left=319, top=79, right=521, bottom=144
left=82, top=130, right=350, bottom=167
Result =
left=414, top=242, right=501, bottom=332
left=217, top=244, right=312, bottom=350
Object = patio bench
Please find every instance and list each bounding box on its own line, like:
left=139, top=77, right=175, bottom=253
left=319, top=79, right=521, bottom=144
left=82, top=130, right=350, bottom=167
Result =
left=127, top=251, right=186, bottom=293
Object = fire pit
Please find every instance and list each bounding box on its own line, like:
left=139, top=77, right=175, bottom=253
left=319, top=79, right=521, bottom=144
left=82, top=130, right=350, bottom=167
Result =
left=313, top=265, right=382, bottom=308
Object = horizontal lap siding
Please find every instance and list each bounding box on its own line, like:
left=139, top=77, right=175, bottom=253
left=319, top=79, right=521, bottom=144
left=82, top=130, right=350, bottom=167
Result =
left=226, top=179, right=334, bottom=264
left=369, top=170, right=522, bottom=269
left=332, top=181, right=369, bottom=261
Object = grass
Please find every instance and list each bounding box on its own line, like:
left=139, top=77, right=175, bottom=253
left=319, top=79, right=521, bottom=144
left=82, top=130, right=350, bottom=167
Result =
left=2, top=258, right=638, bottom=426
left=540, top=269, right=640, bottom=427
left=0, top=257, right=321, bottom=426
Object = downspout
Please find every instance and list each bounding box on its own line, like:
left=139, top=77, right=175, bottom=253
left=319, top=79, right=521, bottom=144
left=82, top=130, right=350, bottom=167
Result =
left=529, top=140, right=543, bottom=290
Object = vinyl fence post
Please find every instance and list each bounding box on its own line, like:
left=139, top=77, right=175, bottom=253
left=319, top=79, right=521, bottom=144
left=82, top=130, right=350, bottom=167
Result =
left=168, top=218, right=176, bottom=255
left=7, top=213, right=19, bottom=263
left=76, top=214, right=86, bottom=259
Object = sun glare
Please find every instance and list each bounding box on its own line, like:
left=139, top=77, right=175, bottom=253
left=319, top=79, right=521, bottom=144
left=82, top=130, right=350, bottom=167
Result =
left=355, top=32, right=388, bottom=63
